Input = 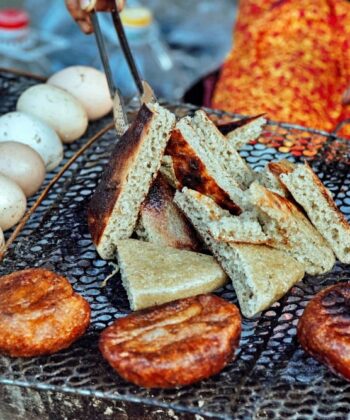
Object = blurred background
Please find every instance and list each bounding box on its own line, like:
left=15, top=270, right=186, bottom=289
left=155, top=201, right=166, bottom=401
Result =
left=0, top=0, right=237, bottom=100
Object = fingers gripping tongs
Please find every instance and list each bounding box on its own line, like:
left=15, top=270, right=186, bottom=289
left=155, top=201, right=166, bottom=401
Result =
left=83, top=0, right=156, bottom=136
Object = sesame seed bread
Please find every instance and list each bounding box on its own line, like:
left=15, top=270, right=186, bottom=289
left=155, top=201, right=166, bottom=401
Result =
left=135, top=174, right=201, bottom=251
left=116, top=239, right=228, bottom=311
left=88, top=103, right=175, bottom=259
left=174, top=188, right=305, bottom=318
left=280, top=162, right=350, bottom=264
left=249, top=181, right=335, bottom=274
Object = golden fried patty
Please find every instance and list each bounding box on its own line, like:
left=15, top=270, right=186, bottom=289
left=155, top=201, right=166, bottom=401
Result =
left=99, top=294, right=241, bottom=388
left=298, top=282, right=350, bottom=380
left=0, top=268, right=90, bottom=357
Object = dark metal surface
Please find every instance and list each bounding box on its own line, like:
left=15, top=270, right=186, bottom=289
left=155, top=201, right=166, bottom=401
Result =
left=0, top=70, right=350, bottom=419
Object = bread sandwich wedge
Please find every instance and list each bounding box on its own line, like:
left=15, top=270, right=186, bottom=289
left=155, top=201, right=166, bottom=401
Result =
left=136, top=174, right=201, bottom=251
left=280, top=162, right=350, bottom=264
left=217, top=114, right=266, bottom=150
left=174, top=188, right=305, bottom=318
left=249, top=181, right=335, bottom=274
left=116, top=239, right=228, bottom=310
left=88, top=103, right=175, bottom=259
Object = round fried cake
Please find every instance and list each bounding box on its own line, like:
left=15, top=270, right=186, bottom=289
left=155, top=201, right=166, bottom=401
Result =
left=298, top=282, right=350, bottom=380
left=99, top=294, right=241, bottom=388
left=0, top=268, right=90, bottom=357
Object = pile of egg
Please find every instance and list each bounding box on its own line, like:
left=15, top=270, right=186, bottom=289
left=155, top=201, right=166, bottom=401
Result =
left=0, top=66, right=113, bottom=249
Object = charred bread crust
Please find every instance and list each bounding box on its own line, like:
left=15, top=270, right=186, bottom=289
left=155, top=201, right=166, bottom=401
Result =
left=166, top=129, right=242, bottom=215
left=138, top=174, right=202, bottom=251
left=267, top=160, right=295, bottom=194
left=88, top=104, right=154, bottom=246
left=217, top=114, right=266, bottom=136
left=297, top=282, right=350, bottom=381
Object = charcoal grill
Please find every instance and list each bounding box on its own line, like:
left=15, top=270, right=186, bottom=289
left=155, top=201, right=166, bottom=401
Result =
left=0, top=69, right=350, bottom=420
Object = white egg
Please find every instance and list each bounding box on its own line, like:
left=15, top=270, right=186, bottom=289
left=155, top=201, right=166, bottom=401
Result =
left=0, top=174, right=27, bottom=231
left=17, top=84, right=88, bottom=144
left=0, top=228, right=4, bottom=252
left=0, top=112, right=63, bottom=171
left=48, top=66, right=112, bottom=121
left=0, top=141, right=46, bottom=197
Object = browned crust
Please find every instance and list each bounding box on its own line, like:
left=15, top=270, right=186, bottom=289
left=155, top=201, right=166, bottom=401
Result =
left=165, top=129, right=242, bottom=215
left=0, top=268, right=90, bottom=357
left=99, top=294, right=241, bottom=388
left=139, top=174, right=202, bottom=251
left=254, top=183, right=301, bottom=218
left=88, top=104, right=154, bottom=245
left=267, top=160, right=295, bottom=194
left=297, top=282, right=350, bottom=381
left=268, top=160, right=295, bottom=177
left=304, top=161, right=350, bottom=230
left=217, top=114, right=266, bottom=136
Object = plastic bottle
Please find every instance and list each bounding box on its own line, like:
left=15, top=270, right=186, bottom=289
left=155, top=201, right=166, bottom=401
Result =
left=112, top=7, right=186, bottom=100
left=0, top=8, right=67, bottom=76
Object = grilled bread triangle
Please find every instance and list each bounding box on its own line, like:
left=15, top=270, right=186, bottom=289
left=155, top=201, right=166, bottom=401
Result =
left=174, top=188, right=305, bottom=318
left=217, top=114, right=266, bottom=150
left=280, top=162, right=350, bottom=264
left=136, top=174, right=201, bottom=251
left=116, top=239, right=228, bottom=311
left=249, top=181, right=335, bottom=274
left=88, top=103, right=175, bottom=259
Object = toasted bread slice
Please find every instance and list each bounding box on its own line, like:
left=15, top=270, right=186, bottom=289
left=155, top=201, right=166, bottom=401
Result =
left=178, top=189, right=269, bottom=245
left=166, top=127, right=244, bottom=214
left=249, top=181, right=335, bottom=274
left=255, top=160, right=295, bottom=197
left=88, top=103, right=175, bottom=259
left=174, top=188, right=305, bottom=318
left=116, top=239, right=228, bottom=310
left=190, top=110, right=255, bottom=189
left=136, top=174, right=201, bottom=251
left=280, top=162, right=350, bottom=264
left=217, top=114, right=266, bottom=150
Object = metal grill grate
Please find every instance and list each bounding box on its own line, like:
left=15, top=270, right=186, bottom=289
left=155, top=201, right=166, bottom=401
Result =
left=0, top=70, right=350, bottom=419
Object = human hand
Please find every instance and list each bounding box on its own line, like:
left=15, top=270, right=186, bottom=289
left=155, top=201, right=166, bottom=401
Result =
left=65, top=0, right=125, bottom=34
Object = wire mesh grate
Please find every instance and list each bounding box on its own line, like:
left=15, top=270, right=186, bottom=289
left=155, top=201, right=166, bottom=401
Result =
left=0, top=70, right=349, bottom=419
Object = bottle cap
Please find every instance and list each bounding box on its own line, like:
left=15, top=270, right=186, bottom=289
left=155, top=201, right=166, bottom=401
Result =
left=0, top=8, right=29, bottom=30
left=120, top=7, right=152, bottom=27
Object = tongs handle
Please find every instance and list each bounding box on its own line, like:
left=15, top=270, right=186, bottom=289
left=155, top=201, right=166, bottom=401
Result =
left=88, top=6, right=128, bottom=136
left=90, top=11, right=115, bottom=98
left=110, top=8, right=144, bottom=96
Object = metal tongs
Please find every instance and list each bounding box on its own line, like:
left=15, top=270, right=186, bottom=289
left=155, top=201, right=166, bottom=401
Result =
left=83, top=0, right=156, bottom=136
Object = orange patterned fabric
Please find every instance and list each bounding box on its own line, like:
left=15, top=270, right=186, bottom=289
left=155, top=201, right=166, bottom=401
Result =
left=212, top=0, right=350, bottom=138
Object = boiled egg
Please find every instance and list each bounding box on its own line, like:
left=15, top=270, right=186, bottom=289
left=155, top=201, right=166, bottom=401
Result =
left=48, top=66, right=112, bottom=121
left=17, top=84, right=88, bottom=144
left=0, top=141, right=46, bottom=197
left=0, top=174, right=27, bottom=231
left=0, top=112, right=63, bottom=171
